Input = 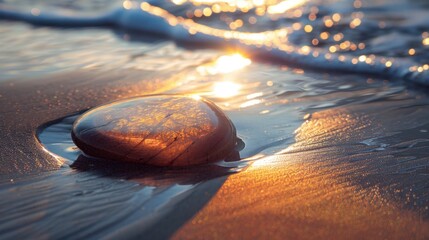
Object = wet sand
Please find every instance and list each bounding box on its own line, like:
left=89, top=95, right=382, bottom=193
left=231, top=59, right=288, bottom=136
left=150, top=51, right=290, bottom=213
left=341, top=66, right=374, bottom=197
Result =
left=0, top=69, right=177, bottom=175
left=2, top=69, right=429, bottom=239
left=175, top=95, right=429, bottom=239
left=2, top=70, right=429, bottom=239
left=0, top=69, right=233, bottom=239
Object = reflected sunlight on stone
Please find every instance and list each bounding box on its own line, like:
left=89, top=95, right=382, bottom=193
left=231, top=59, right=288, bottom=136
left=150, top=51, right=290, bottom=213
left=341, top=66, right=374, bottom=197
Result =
left=72, top=95, right=239, bottom=166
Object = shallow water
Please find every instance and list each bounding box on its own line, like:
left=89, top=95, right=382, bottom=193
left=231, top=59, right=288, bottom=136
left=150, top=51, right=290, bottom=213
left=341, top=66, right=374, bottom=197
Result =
left=1, top=0, right=429, bottom=238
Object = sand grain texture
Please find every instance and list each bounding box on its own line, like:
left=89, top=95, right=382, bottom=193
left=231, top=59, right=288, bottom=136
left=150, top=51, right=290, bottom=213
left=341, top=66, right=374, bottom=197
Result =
left=0, top=69, right=174, bottom=175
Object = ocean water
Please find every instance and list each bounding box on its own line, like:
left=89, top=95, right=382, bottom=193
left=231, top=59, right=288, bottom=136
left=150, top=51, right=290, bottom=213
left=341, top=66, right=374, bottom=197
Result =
left=1, top=0, right=429, bottom=238
left=1, top=0, right=429, bottom=84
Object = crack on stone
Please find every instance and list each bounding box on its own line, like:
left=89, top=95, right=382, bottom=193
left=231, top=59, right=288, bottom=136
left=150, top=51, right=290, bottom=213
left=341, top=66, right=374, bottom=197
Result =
left=123, top=113, right=174, bottom=159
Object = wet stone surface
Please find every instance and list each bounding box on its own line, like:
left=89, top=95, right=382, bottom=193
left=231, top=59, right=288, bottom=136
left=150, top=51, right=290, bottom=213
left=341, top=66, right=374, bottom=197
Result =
left=71, top=95, right=238, bottom=166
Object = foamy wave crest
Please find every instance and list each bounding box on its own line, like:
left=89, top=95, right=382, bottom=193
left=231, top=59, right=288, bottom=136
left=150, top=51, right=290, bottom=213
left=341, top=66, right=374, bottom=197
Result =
left=1, top=0, right=428, bottom=85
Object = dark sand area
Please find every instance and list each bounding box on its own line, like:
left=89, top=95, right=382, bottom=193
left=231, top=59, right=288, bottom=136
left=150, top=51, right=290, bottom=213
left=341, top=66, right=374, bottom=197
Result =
left=0, top=70, right=174, bottom=175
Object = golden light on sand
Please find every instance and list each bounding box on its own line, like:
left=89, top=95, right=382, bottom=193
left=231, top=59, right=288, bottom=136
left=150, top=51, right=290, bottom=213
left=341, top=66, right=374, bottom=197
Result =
left=212, top=81, right=241, bottom=98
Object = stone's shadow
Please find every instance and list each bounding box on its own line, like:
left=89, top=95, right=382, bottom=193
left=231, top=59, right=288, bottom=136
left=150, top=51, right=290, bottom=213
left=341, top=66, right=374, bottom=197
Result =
left=71, top=150, right=241, bottom=186
left=69, top=153, right=242, bottom=239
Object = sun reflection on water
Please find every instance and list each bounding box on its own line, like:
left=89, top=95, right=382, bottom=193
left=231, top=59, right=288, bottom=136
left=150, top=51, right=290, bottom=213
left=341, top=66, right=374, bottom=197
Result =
left=197, top=53, right=251, bottom=75
left=173, top=53, right=250, bottom=101
left=171, top=0, right=308, bottom=15
left=214, top=53, right=251, bottom=73
left=136, top=0, right=429, bottom=77
left=267, top=0, right=308, bottom=14
left=212, top=81, right=241, bottom=98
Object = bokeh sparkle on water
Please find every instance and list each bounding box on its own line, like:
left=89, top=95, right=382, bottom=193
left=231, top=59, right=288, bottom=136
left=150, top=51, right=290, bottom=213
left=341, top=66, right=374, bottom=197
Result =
left=1, top=0, right=428, bottom=82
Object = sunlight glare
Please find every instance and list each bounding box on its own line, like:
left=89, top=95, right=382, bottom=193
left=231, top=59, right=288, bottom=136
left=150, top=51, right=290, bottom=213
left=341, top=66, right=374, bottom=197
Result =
left=198, top=53, right=251, bottom=75
left=267, top=0, right=308, bottom=14
left=212, top=81, right=241, bottom=98
left=214, top=53, right=251, bottom=74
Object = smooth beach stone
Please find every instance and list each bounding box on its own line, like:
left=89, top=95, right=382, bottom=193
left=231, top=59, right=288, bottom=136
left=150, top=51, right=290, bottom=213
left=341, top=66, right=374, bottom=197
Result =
left=71, top=95, right=238, bottom=166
